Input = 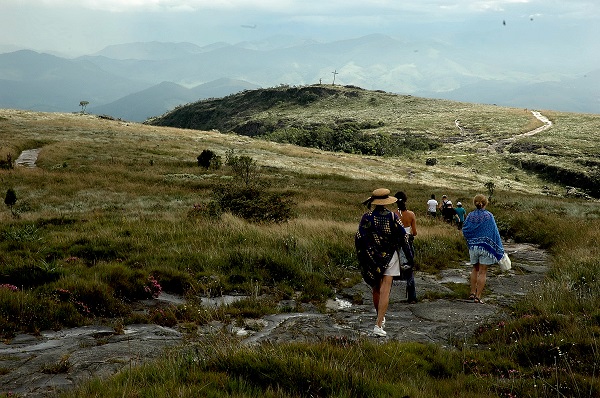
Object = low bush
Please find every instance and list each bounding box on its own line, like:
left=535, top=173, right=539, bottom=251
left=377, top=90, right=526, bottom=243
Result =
left=46, top=276, right=129, bottom=317
left=0, top=287, right=85, bottom=336
left=0, top=262, right=62, bottom=289
left=211, top=183, right=296, bottom=223
left=95, top=263, right=162, bottom=301
left=197, top=149, right=221, bottom=170
left=414, top=233, right=468, bottom=273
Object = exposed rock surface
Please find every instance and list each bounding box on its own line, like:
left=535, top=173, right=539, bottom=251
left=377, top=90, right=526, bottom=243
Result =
left=238, top=242, right=548, bottom=346
left=0, top=243, right=548, bottom=397
left=14, top=148, right=41, bottom=168
left=0, top=325, right=182, bottom=397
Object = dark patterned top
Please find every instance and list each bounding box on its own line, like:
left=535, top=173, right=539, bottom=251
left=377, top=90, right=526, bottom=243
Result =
left=355, top=207, right=414, bottom=287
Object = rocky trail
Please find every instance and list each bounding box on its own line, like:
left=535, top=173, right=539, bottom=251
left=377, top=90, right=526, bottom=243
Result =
left=1, top=242, right=549, bottom=397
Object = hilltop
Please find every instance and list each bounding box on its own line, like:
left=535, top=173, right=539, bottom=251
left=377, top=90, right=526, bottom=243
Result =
left=147, top=84, right=600, bottom=198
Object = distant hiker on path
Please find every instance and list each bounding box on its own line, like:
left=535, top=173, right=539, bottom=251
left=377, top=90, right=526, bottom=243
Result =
left=394, top=191, right=417, bottom=304
left=439, top=194, right=449, bottom=212
left=462, top=194, right=504, bottom=303
left=355, top=188, right=415, bottom=337
left=454, top=201, right=466, bottom=230
left=426, top=194, right=438, bottom=217
left=442, top=200, right=457, bottom=225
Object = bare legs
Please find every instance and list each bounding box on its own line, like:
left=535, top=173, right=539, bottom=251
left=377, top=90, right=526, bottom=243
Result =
left=470, top=263, right=488, bottom=300
left=372, top=275, right=393, bottom=327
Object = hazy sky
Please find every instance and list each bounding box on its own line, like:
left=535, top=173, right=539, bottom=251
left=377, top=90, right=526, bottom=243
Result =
left=1, top=0, right=599, bottom=65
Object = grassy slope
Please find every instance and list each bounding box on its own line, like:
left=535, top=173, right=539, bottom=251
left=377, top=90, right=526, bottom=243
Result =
left=1, top=94, right=599, bottom=397
left=148, top=84, right=600, bottom=197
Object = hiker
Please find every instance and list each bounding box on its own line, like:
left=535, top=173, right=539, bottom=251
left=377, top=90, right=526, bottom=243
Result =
left=355, top=188, right=415, bottom=337
left=394, top=191, right=417, bottom=304
left=462, top=194, right=504, bottom=303
left=442, top=200, right=457, bottom=225
left=426, top=194, right=438, bottom=217
left=439, top=194, right=449, bottom=212
left=454, top=201, right=466, bottom=230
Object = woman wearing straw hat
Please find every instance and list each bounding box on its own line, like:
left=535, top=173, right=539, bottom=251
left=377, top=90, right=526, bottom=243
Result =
left=355, top=188, right=415, bottom=337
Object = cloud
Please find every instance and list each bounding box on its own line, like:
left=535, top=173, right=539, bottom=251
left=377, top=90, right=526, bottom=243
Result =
left=3, top=0, right=598, bottom=19
left=1, top=0, right=597, bottom=56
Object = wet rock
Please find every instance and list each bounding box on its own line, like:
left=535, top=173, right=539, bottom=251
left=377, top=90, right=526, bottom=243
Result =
left=0, top=325, right=182, bottom=397
left=237, top=243, right=549, bottom=346
left=1, top=243, right=548, bottom=397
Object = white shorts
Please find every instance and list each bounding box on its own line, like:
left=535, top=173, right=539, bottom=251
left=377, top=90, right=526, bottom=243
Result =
left=469, top=246, right=497, bottom=266
left=384, top=251, right=400, bottom=276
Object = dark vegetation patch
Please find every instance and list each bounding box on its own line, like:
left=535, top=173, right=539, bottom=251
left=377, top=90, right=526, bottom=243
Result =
left=508, top=157, right=600, bottom=198
left=147, top=85, right=341, bottom=132
left=147, top=85, right=441, bottom=156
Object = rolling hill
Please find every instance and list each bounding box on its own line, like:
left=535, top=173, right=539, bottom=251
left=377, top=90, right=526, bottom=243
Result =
left=147, top=84, right=600, bottom=198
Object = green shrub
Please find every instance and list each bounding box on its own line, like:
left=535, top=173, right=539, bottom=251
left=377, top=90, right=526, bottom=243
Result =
left=0, top=262, right=62, bottom=288
left=197, top=149, right=221, bottom=170
left=47, top=276, right=129, bottom=317
left=414, top=234, right=468, bottom=273
left=68, top=237, right=135, bottom=264
left=148, top=307, right=178, bottom=327
left=97, top=263, right=162, bottom=300
left=149, top=266, right=194, bottom=295
left=211, top=183, right=295, bottom=223
left=0, top=153, right=14, bottom=169
left=228, top=296, right=279, bottom=319
left=225, top=151, right=259, bottom=186
left=4, top=188, right=17, bottom=212
left=0, top=288, right=84, bottom=337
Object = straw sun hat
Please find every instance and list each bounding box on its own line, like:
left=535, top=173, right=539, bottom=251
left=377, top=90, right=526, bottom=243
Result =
left=366, top=188, right=398, bottom=206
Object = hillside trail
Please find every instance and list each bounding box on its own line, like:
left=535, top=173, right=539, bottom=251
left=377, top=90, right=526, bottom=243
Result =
left=1, top=242, right=549, bottom=397
left=491, top=110, right=552, bottom=152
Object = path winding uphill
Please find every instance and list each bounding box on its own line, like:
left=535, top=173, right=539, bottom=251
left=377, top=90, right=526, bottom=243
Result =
left=493, top=110, right=552, bottom=152
left=519, top=111, right=553, bottom=138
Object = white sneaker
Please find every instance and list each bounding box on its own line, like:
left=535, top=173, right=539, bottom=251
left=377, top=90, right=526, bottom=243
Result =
left=373, top=325, right=387, bottom=337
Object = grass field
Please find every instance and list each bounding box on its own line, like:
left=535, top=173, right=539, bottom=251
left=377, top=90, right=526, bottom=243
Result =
left=1, top=90, right=599, bottom=397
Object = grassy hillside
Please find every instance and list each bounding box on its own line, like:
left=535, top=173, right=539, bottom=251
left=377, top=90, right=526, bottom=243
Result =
left=1, top=105, right=599, bottom=397
left=148, top=84, right=600, bottom=198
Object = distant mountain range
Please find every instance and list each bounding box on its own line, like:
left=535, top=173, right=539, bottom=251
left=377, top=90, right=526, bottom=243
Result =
left=91, top=79, right=259, bottom=122
left=1, top=35, right=598, bottom=121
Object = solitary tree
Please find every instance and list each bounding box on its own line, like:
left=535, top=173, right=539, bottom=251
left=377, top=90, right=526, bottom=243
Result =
left=197, top=149, right=219, bottom=169
left=79, top=101, right=89, bottom=114
left=4, top=188, right=17, bottom=217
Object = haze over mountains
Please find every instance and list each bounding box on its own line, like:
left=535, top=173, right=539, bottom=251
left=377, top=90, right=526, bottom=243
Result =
left=1, top=34, right=598, bottom=122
